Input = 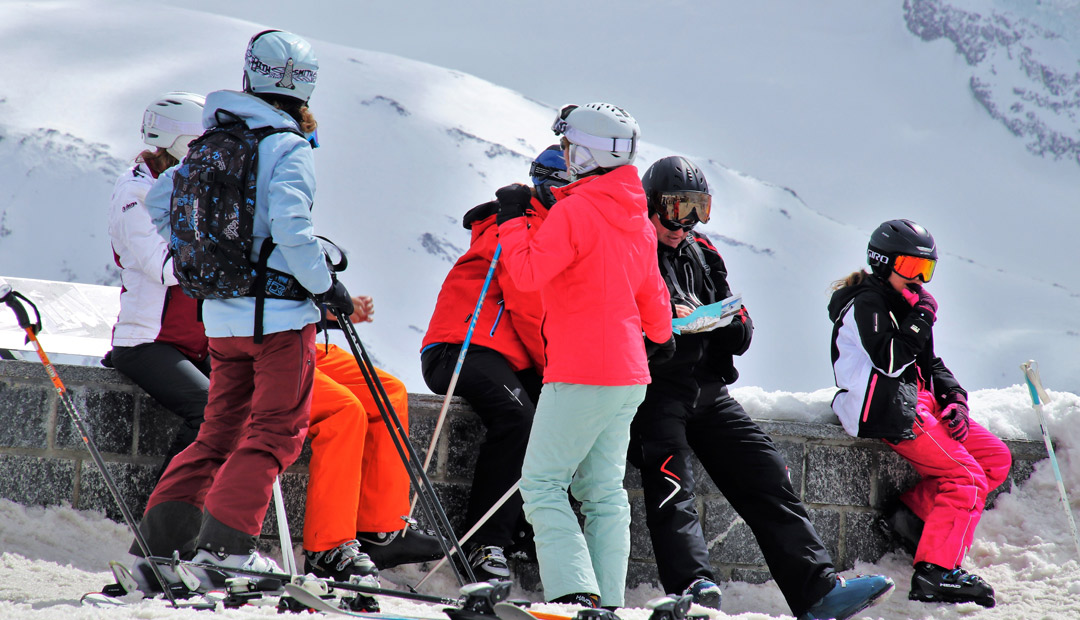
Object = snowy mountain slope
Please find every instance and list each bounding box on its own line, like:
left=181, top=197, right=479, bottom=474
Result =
left=905, top=0, right=1080, bottom=163
left=1, top=0, right=1078, bottom=396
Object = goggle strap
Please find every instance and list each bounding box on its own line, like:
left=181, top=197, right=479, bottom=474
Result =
left=145, top=112, right=203, bottom=137
left=559, top=126, right=634, bottom=153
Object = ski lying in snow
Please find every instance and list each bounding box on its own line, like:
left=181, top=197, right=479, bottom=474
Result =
left=492, top=595, right=705, bottom=620
left=283, top=582, right=445, bottom=619
left=494, top=602, right=574, bottom=620
left=80, top=588, right=227, bottom=611
left=281, top=580, right=514, bottom=620
left=82, top=559, right=283, bottom=610
left=81, top=560, right=200, bottom=608
left=147, top=554, right=459, bottom=606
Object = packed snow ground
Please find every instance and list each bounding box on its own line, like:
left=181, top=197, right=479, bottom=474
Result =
left=2, top=386, right=1080, bottom=619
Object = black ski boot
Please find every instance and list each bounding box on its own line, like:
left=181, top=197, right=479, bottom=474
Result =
left=908, top=562, right=995, bottom=608
left=879, top=503, right=924, bottom=556
left=356, top=521, right=444, bottom=569
left=303, top=539, right=379, bottom=582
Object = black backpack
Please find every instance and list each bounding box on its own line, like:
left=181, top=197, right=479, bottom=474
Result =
left=168, top=110, right=310, bottom=339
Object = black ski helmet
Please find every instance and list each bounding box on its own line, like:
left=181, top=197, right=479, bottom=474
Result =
left=642, top=156, right=710, bottom=217
left=867, top=219, right=938, bottom=279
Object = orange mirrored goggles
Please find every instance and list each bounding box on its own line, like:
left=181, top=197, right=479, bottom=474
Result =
left=893, top=254, right=936, bottom=282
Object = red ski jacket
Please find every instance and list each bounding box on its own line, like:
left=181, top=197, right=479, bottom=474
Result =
left=497, top=165, right=672, bottom=386
left=421, top=197, right=549, bottom=373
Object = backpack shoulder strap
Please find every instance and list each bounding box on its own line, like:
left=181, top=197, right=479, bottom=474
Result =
left=687, top=233, right=711, bottom=277
left=252, top=125, right=305, bottom=141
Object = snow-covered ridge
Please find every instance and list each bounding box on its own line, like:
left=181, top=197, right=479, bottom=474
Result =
left=2, top=1, right=1080, bottom=395
left=905, top=0, right=1080, bottom=163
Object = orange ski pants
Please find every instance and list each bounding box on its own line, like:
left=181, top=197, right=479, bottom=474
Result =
left=304, top=343, right=411, bottom=552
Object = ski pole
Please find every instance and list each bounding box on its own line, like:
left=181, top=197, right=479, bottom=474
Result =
left=272, top=477, right=298, bottom=575
left=410, top=245, right=502, bottom=521
left=0, top=282, right=180, bottom=606
left=1020, top=360, right=1080, bottom=560
left=415, top=479, right=519, bottom=589
left=332, top=309, right=477, bottom=586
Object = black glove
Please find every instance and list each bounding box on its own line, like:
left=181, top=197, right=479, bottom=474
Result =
left=941, top=392, right=970, bottom=442
left=495, top=183, right=533, bottom=225
left=719, top=308, right=753, bottom=355
left=318, top=279, right=354, bottom=316
left=899, top=285, right=936, bottom=345
left=645, top=335, right=676, bottom=364
left=907, top=284, right=938, bottom=324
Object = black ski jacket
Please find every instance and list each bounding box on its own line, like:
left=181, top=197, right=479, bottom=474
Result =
left=827, top=275, right=964, bottom=440
left=648, top=232, right=753, bottom=404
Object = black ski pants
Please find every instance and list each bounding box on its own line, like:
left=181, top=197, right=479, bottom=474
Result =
left=110, top=342, right=210, bottom=482
left=629, top=383, right=836, bottom=617
left=421, top=343, right=541, bottom=548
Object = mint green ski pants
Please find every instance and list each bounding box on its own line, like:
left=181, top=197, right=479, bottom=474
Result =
left=520, top=382, right=647, bottom=607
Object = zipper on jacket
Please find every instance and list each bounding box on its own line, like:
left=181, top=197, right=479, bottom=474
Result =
left=862, top=373, right=878, bottom=423
left=489, top=300, right=505, bottom=337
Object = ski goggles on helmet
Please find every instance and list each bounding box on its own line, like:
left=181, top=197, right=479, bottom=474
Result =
left=552, top=105, right=636, bottom=154
left=892, top=254, right=936, bottom=282
left=141, top=110, right=202, bottom=141
left=656, top=191, right=711, bottom=227
left=529, top=159, right=570, bottom=186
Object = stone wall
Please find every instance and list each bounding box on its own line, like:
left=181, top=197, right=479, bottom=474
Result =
left=0, top=359, right=1046, bottom=591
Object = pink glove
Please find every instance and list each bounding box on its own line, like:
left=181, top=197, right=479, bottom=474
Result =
left=906, top=284, right=937, bottom=323
left=900, top=287, right=920, bottom=306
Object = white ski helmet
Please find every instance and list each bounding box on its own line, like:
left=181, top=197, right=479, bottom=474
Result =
left=141, top=92, right=206, bottom=160
left=243, top=29, right=319, bottom=103
left=551, top=102, right=639, bottom=177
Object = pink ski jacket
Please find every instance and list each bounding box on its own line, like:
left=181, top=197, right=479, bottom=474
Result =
left=497, top=165, right=672, bottom=386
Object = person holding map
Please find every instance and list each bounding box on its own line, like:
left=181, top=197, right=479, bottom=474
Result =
left=628, top=156, right=893, bottom=620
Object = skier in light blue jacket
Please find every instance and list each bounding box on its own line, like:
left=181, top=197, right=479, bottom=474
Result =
left=127, top=30, right=355, bottom=593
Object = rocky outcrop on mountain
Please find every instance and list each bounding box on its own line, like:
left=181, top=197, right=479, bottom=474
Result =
left=904, top=0, right=1080, bottom=164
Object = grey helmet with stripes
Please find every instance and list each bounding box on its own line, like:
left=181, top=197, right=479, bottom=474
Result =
left=141, top=92, right=205, bottom=160
left=243, top=30, right=319, bottom=103
left=551, top=102, right=639, bottom=178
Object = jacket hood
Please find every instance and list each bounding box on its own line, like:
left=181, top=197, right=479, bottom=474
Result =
left=551, top=165, right=646, bottom=232
left=202, top=90, right=301, bottom=132
left=828, top=274, right=898, bottom=322
left=463, top=195, right=550, bottom=244
left=463, top=200, right=498, bottom=244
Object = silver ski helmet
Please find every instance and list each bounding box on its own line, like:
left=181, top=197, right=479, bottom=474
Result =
left=243, top=30, right=318, bottom=103
left=141, top=92, right=205, bottom=160
left=529, top=144, right=571, bottom=208
left=551, top=102, right=639, bottom=178
left=867, top=219, right=938, bottom=281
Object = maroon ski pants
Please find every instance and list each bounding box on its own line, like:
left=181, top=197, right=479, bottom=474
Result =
left=143, top=324, right=316, bottom=543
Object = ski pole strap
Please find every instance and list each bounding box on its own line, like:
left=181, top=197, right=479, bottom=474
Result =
left=0, top=285, right=43, bottom=339
left=1020, top=360, right=1051, bottom=405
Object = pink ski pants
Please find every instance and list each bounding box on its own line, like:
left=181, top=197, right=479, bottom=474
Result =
left=887, top=390, right=1012, bottom=569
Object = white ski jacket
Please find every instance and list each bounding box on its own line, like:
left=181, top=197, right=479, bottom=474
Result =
left=108, top=162, right=207, bottom=359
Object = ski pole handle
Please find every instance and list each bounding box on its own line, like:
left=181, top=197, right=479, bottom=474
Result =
left=0, top=284, right=42, bottom=336
left=1020, top=360, right=1051, bottom=406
